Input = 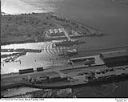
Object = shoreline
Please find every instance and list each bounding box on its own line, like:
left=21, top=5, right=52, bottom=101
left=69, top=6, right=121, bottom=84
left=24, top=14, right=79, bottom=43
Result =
left=1, top=12, right=104, bottom=46
left=1, top=45, right=128, bottom=75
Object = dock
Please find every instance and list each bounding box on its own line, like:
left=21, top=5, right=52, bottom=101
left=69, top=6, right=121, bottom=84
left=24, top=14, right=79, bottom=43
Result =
left=1, top=49, right=128, bottom=90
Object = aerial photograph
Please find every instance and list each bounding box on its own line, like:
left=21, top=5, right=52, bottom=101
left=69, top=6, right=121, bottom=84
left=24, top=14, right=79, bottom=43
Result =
left=1, top=0, right=128, bottom=98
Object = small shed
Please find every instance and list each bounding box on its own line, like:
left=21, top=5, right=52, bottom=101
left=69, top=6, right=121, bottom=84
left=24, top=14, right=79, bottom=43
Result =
left=37, top=67, right=43, bottom=72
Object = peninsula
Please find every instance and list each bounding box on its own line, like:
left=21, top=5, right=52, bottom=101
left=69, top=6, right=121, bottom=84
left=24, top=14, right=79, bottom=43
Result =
left=1, top=12, right=103, bottom=45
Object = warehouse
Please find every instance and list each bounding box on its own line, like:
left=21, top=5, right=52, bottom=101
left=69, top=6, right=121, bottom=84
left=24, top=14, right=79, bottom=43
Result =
left=100, top=50, right=128, bottom=67
left=48, top=74, right=67, bottom=83
left=19, top=68, right=34, bottom=74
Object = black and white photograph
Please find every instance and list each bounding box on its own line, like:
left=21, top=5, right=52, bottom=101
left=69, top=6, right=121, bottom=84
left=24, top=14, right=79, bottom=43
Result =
left=1, top=0, right=128, bottom=99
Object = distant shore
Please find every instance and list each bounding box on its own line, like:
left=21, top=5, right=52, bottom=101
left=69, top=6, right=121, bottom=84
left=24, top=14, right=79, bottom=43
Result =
left=1, top=12, right=103, bottom=46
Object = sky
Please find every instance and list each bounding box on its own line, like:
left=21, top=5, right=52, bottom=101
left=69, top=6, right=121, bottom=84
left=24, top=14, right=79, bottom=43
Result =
left=1, top=0, right=60, bottom=14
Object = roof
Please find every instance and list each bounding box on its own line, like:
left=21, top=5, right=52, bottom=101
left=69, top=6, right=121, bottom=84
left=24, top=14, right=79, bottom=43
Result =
left=49, top=29, right=54, bottom=34
left=48, top=73, right=60, bottom=79
left=69, top=56, right=95, bottom=61
left=101, top=50, right=128, bottom=59
left=58, top=28, right=63, bottom=33
left=54, top=29, right=58, bottom=33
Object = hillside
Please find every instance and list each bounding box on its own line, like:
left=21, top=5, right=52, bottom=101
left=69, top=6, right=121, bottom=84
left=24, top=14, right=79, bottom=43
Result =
left=1, top=13, right=101, bottom=45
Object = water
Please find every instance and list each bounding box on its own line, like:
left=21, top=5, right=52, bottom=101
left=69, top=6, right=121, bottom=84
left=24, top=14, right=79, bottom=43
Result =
left=1, top=0, right=128, bottom=97
left=2, top=87, right=73, bottom=98
left=1, top=42, right=69, bottom=74
left=1, top=0, right=128, bottom=74
left=55, top=0, right=128, bottom=49
left=1, top=87, right=41, bottom=97
left=2, top=0, right=128, bottom=48
left=1, top=0, right=56, bottom=14
left=73, top=80, right=128, bottom=97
